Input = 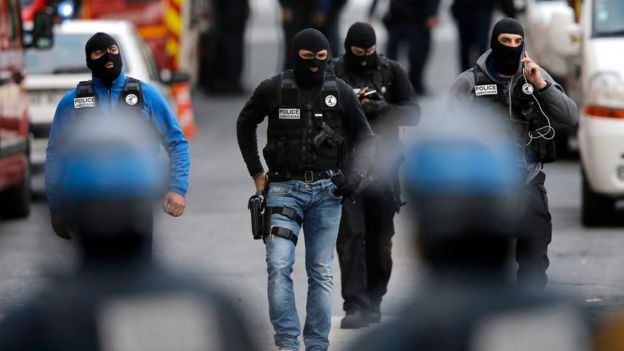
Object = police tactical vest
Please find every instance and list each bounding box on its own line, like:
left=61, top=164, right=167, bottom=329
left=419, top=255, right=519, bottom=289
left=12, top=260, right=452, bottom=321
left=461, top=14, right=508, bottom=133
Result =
left=471, top=66, right=556, bottom=164
left=73, top=77, right=144, bottom=118
left=263, top=71, right=346, bottom=172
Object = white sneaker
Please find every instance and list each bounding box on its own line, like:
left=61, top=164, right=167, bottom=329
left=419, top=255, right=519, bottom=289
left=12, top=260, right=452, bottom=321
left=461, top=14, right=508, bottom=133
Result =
left=277, top=348, right=296, bottom=351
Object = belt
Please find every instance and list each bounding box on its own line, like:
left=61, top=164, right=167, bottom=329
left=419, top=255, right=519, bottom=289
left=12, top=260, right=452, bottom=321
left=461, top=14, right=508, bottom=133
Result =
left=269, top=170, right=336, bottom=183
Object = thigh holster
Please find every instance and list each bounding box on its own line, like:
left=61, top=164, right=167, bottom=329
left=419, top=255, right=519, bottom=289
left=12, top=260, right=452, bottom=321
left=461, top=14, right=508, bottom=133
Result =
left=265, top=206, right=303, bottom=246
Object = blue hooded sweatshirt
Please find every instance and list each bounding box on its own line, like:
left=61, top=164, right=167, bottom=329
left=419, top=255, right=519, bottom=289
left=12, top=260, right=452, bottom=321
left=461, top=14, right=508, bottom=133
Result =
left=45, top=73, right=190, bottom=214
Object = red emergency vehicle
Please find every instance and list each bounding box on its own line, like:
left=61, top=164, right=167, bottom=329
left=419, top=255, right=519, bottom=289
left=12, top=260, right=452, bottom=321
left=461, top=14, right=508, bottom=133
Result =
left=0, top=0, right=52, bottom=218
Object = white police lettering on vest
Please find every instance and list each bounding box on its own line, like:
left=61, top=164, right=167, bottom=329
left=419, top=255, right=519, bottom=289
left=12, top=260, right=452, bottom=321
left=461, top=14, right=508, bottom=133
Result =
left=74, top=97, right=96, bottom=109
left=474, top=85, right=498, bottom=96
left=279, top=108, right=301, bottom=120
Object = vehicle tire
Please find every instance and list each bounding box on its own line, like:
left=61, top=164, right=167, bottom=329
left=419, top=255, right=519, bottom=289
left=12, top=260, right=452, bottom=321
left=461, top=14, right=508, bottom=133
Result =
left=0, top=158, right=31, bottom=219
left=581, top=170, right=614, bottom=227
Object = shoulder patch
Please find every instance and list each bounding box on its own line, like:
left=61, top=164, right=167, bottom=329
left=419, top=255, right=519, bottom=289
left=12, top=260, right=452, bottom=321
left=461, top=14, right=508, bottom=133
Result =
left=474, top=84, right=498, bottom=96
left=125, top=94, right=139, bottom=106
left=74, top=97, right=96, bottom=109
left=324, top=95, right=337, bottom=107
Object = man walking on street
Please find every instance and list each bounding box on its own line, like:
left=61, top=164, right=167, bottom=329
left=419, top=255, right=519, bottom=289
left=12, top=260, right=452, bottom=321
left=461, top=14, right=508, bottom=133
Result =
left=237, top=28, right=375, bottom=351
left=45, top=32, right=190, bottom=243
left=329, top=21, right=420, bottom=328
left=447, top=18, right=578, bottom=287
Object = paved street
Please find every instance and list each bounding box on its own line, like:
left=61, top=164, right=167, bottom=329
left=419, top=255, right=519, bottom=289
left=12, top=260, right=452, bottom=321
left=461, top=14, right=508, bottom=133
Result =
left=1, top=0, right=624, bottom=349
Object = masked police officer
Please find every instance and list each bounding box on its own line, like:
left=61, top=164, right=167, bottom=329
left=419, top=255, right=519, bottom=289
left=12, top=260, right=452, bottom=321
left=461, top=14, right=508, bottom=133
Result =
left=46, top=32, right=190, bottom=241
left=236, top=28, right=375, bottom=351
left=447, top=18, right=578, bottom=287
left=0, top=117, right=255, bottom=351
left=329, top=22, right=420, bottom=329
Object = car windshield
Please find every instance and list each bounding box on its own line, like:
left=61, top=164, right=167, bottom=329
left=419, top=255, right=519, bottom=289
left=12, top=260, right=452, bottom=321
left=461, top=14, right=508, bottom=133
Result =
left=26, top=33, right=128, bottom=75
left=593, top=0, right=624, bottom=37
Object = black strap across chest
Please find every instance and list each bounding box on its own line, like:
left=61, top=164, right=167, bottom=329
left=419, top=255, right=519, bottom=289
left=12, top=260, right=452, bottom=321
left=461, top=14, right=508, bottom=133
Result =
left=279, top=71, right=340, bottom=111
left=75, top=77, right=144, bottom=112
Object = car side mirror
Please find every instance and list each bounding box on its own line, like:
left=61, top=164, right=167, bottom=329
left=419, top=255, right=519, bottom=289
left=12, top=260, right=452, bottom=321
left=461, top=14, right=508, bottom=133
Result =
left=161, top=70, right=190, bottom=85
left=25, top=9, right=55, bottom=50
left=547, top=7, right=581, bottom=58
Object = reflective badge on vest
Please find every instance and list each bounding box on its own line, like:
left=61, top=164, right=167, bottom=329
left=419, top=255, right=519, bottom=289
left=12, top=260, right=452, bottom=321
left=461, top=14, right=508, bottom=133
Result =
left=125, top=93, right=139, bottom=106
left=474, top=84, right=498, bottom=96
left=74, top=97, right=96, bottom=109
left=324, top=95, right=337, bottom=107
left=279, top=108, right=301, bottom=120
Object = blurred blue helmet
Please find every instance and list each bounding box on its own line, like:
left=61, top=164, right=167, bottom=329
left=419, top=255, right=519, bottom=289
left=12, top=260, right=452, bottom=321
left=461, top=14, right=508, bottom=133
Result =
left=404, top=138, right=519, bottom=197
left=403, top=134, right=523, bottom=269
left=58, top=117, right=166, bottom=202
left=57, top=116, right=167, bottom=248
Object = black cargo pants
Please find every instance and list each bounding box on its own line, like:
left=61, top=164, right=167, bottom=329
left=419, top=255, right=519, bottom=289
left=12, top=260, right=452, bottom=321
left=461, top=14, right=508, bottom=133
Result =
left=515, top=171, right=552, bottom=288
left=337, top=183, right=397, bottom=313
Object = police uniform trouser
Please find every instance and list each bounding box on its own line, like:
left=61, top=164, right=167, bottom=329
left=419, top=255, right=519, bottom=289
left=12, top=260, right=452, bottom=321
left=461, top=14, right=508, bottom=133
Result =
left=337, top=184, right=396, bottom=312
left=385, top=22, right=431, bottom=94
left=453, top=9, right=492, bottom=71
left=515, top=171, right=552, bottom=287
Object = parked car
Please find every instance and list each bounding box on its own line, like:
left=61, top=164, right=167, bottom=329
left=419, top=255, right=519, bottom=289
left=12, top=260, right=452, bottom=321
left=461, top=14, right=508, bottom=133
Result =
left=523, top=0, right=582, bottom=156
left=549, top=0, right=624, bottom=225
left=25, top=19, right=179, bottom=171
left=1, top=0, right=52, bottom=218
left=574, top=0, right=624, bottom=226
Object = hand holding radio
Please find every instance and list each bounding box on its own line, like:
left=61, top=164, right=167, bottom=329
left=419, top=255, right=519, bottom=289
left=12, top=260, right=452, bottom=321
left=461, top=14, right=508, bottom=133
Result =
left=520, top=52, right=547, bottom=90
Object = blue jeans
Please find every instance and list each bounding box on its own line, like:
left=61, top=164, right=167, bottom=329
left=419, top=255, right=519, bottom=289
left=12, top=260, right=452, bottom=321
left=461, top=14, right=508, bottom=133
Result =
left=265, top=179, right=342, bottom=351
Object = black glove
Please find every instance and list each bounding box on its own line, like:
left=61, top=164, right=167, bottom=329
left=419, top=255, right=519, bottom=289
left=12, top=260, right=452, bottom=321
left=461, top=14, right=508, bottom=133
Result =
left=362, top=98, right=390, bottom=115
left=331, top=172, right=364, bottom=197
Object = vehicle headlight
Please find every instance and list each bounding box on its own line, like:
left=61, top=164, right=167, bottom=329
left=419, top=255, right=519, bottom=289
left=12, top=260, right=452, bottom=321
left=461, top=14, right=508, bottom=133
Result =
left=585, top=72, right=624, bottom=118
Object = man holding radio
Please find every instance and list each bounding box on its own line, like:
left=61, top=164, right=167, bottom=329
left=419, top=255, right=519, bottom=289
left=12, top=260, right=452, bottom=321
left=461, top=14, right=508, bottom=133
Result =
left=329, top=22, right=420, bottom=328
left=447, top=18, right=578, bottom=288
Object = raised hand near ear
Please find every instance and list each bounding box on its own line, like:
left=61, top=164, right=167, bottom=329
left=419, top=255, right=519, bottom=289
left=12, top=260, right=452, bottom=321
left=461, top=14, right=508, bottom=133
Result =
left=521, top=52, right=547, bottom=90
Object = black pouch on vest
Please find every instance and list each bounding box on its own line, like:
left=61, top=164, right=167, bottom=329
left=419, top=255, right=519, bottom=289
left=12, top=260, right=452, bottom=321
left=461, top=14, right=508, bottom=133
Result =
left=531, top=138, right=557, bottom=164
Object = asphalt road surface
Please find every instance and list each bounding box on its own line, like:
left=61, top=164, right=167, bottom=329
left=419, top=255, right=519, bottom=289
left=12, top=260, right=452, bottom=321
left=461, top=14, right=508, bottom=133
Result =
left=1, top=0, right=623, bottom=349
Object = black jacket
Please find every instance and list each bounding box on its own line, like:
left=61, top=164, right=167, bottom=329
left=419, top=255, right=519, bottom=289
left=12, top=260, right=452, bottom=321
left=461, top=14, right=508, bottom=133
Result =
left=329, top=55, right=420, bottom=195
left=447, top=50, right=578, bottom=181
left=329, top=55, right=420, bottom=139
left=237, top=72, right=375, bottom=177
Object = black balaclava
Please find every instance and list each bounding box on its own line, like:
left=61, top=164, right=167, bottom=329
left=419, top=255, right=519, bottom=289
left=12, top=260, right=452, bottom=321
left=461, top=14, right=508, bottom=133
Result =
left=344, top=22, right=378, bottom=73
left=292, top=28, right=330, bottom=88
left=85, top=32, right=123, bottom=86
left=489, top=18, right=525, bottom=76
